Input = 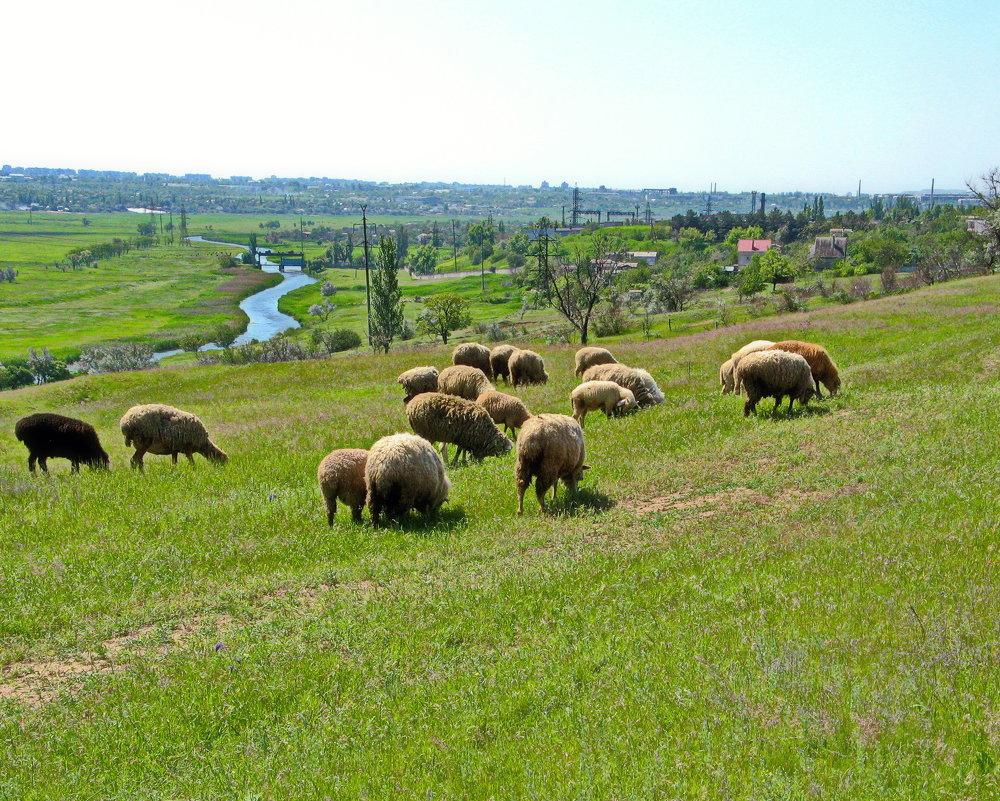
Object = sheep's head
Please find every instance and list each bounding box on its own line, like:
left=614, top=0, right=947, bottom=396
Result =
left=825, top=375, right=842, bottom=397
left=613, top=395, right=638, bottom=416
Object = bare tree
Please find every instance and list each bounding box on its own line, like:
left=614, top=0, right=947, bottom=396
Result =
left=966, top=167, right=1000, bottom=273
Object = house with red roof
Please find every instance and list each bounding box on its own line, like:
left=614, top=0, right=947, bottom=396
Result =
left=737, top=238, right=773, bottom=268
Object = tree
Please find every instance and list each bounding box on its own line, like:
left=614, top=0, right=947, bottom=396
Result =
left=248, top=232, right=260, bottom=267
left=370, top=236, right=404, bottom=353
left=26, top=348, right=71, bottom=384
left=410, top=244, right=437, bottom=275
left=213, top=323, right=239, bottom=349
left=755, top=248, right=796, bottom=291
left=320, top=280, right=337, bottom=297
left=737, top=257, right=766, bottom=301
left=396, top=225, right=410, bottom=265
left=466, top=220, right=496, bottom=263
left=179, top=207, right=189, bottom=243
left=542, top=229, right=624, bottom=344
left=179, top=333, right=205, bottom=353
left=967, top=167, right=1000, bottom=273
left=417, top=293, right=472, bottom=344
left=309, top=299, right=335, bottom=322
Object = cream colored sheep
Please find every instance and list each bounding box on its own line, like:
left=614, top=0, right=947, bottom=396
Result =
left=476, top=390, right=532, bottom=437
left=407, top=392, right=512, bottom=464
left=397, top=366, right=439, bottom=404
left=735, top=350, right=815, bottom=416
left=730, top=340, right=775, bottom=393
left=574, top=346, right=617, bottom=377
left=452, top=342, right=493, bottom=378
left=719, top=359, right=736, bottom=394
left=437, top=365, right=494, bottom=400
left=509, top=349, right=549, bottom=386
left=120, top=404, right=227, bottom=470
left=365, top=433, right=450, bottom=526
left=515, top=414, right=588, bottom=514
left=489, top=344, right=519, bottom=384
left=580, top=363, right=664, bottom=408
left=570, top=380, right=637, bottom=427
left=317, top=448, right=368, bottom=524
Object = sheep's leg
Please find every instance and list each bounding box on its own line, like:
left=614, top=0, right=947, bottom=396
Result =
left=185, top=452, right=196, bottom=466
left=171, top=452, right=178, bottom=465
left=814, top=378, right=823, bottom=399
left=743, top=398, right=754, bottom=417
left=71, top=461, right=80, bottom=473
left=351, top=504, right=364, bottom=523
left=517, top=481, right=528, bottom=515
left=38, top=457, right=49, bottom=474
left=536, top=483, right=549, bottom=512
left=130, top=448, right=146, bottom=471
left=27, top=455, right=37, bottom=474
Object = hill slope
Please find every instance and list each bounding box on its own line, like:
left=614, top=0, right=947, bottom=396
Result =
left=1, top=276, right=999, bottom=798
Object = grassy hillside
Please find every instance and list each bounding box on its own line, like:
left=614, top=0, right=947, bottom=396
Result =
left=1, top=276, right=999, bottom=797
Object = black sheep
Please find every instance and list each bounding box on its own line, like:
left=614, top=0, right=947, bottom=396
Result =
left=14, top=413, right=110, bottom=474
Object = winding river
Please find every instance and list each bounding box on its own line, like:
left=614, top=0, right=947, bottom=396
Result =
left=154, top=237, right=316, bottom=359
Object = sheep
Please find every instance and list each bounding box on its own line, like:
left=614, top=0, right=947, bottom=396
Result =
left=509, top=349, right=549, bottom=386
left=766, top=340, right=841, bottom=398
left=719, top=359, right=736, bottom=394
left=397, top=366, right=439, bottom=404
left=317, top=448, right=368, bottom=524
left=489, top=344, right=519, bottom=384
left=515, top=414, right=589, bottom=514
left=476, top=390, right=532, bottom=437
left=580, top=363, right=664, bottom=408
left=14, top=413, right=110, bottom=474
left=570, top=381, right=637, bottom=427
left=407, top=392, right=513, bottom=464
left=437, top=365, right=494, bottom=401
left=730, top=340, right=776, bottom=393
left=120, top=404, right=228, bottom=470
left=452, top=342, right=493, bottom=379
left=574, top=346, right=617, bottom=377
left=365, top=433, right=450, bottom=526
left=735, top=350, right=815, bottom=417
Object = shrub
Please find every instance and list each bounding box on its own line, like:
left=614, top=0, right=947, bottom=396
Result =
left=320, top=280, right=337, bottom=297
left=850, top=277, right=874, bottom=301
left=312, top=328, right=362, bottom=353
left=777, top=290, right=806, bottom=313
left=593, top=301, right=629, bottom=337
left=507, top=253, right=525, bottom=270
left=0, top=362, right=34, bottom=390
left=881, top=265, right=898, bottom=294
left=77, top=343, right=154, bottom=374
left=27, top=348, right=71, bottom=383
left=179, top=333, right=205, bottom=353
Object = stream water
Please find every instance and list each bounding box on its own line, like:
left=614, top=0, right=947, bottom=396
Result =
left=153, top=237, right=316, bottom=360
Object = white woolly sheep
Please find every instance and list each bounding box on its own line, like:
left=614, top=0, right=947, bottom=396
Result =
left=407, top=392, right=513, bottom=464
left=437, top=365, right=494, bottom=400
left=574, top=346, right=617, bottom=377
left=580, top=363, right=664, bottom=408
left=719, top=359, right=736, bottom=394
left=735, top=350, right=815, bottom=416
left=476, top=390, right=532, bottom=437
left=365, top=433, right=451, bottom=526
left=317, top=448, right=368, bottom=524
left=730, top=340, right=775, bottom=393
left=509, top=348, right=549, bottom=386
left=120, top=404, right=227, bottom=470
left=515, top=414, right=588, bottom=514
left=397, top=366, right=439, bottom=404
left=452, top=342, right=493, bottom=378
left=570, top=380, right=637, bottom=427
left=489, top=344, right=519, bottom=384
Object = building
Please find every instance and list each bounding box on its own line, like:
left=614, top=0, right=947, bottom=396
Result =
left=626, top=251, right=658, bottom=266
left=737, top=239, right=773, bottom=268
left=967, top=217, right=988, bottom=235
left=810, top=235, right=848, bottom=266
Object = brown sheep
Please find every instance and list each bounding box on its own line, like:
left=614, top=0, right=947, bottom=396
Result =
left=489, top=344, right=519, bottom=384
left=509, top=349, right=549, bottom=386
left=574, top=346, right=617, bottom=377
left=766, top=340, right=841, bottom=397
left=476, top=390, right=532, bottom=437
left=14, top=413, right=110, bottom=474
left=736, top=350, right=815, bottom=416
left=515, top=414, right=588, bottom=514
left=437, top=365, right=494, bottom=400
left=452, top=342, right=493, bottom=379
left=397, top=366, right=439, bottom=404
left=120, top=404, right=227, bottom=470
left=317, top=449, right=368, bottom=524
left=365, top=434, right=450, bottom=526
left=407, top=392, right=513, bottom=464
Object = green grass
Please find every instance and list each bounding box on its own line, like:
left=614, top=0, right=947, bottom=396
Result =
left=1, top=276, right=999, bottom=797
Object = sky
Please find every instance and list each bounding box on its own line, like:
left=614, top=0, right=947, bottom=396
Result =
left=5, top=0, right=997, bottom=193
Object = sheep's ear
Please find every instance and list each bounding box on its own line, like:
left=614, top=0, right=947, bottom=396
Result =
left=615, top=398, right=628, bottom=408
left=582, top=464, right=591, bottom=470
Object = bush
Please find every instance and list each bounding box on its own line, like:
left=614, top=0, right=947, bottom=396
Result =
left=881, top=265, right=898, bottom=294
left=399, top=320, right=416, bottom=341
left=850, top=277, right=874, bottom=301
left=76, top=343, right=154, bottom=374
left=312, top=328, right=362, bottom=353
left=593, top=301, right=629, bottom=337
left=0, top=362, right=34, bottom=390
left=179, top=333, right=205, bottom=353
left=507, top=253, right=525, bottom=270
left=777, top=290, right=806, bottom=313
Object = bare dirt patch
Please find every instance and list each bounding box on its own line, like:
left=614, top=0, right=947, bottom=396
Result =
left=623, top=484, right=867, bottom=517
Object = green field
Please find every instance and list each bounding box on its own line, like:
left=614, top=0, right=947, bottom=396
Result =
left=1, top=276, right=998, bottom=797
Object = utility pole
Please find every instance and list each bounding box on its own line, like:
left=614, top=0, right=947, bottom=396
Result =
left=857, top=179, right=862, bottom=206
left=930, top=178, right=935, bottom=209
left=452, top=220, right=458, bottom=271
left=361, top=205, right=372, bottom=345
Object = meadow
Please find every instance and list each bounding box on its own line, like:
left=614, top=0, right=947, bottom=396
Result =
left=1, top=275, right=998, bottom=798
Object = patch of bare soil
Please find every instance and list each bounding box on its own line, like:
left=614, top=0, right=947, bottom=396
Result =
left=623, top=484, right=867, bottom=517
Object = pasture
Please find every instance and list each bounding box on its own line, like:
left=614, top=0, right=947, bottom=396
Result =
left=0, top=276, right=998, bottom=798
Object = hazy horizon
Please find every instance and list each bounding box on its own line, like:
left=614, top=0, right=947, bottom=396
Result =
left=7, top=0, right=996, bottom=195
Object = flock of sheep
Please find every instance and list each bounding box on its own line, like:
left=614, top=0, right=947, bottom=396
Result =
left=10, top=337, right=841, bottom=525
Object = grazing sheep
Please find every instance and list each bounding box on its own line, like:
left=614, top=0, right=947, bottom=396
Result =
left=580, top=363, right=664, bottom=408
left=574, top=346, right=617, bottom=377
left=766, top=340, right=841, bottom=398
left=719, top=359, right=736, bottom=394
left=120, top=404, right=228, bottom=470
left=317, top=448, right=368, bottom=524
left=476, top=390, right=532, bottom=437
left=509, top=349, right=549, bottom=386
left=730, top=340, right=776, bottom=393
left=736, top=350, right=815, bottom=416
left=515, top=414, right=589, bottom=514
left=14, top=413, right=110, bottom=474
left=407, top=392, right=513, bottom=464
left=437, top=365, right=494, bottom=401
left=397, top=366, right=439, bottom=404
left=452, top=342, right=493, bottom=379
left=570, top=381, right=637, bottom=427
left=365, top=433, right=450, bottom=526
left=489, top=344, right=519, bottom=384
